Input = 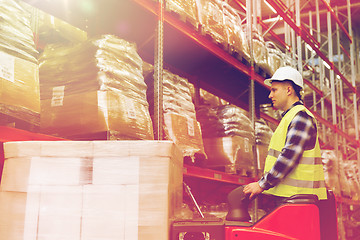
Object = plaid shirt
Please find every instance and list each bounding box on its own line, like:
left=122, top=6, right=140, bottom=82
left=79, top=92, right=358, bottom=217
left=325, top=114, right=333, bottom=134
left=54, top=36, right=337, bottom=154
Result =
left=258, top=101, right=317, bottom=190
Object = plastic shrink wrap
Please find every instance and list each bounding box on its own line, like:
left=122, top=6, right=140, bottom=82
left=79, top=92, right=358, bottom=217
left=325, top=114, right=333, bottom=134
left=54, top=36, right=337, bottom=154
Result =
left=197, top=104, right=255, bottom=174
left=199, top=0, right=228, bottom=46
left=39, top=35, right=154, bottom=140
left=146, top=69, right=205, bottom=161
left=0, top=140, right=183, bottom=240
left=165, top=0, right=200, bottom=28
left=259, top=104, right=282, bottom=132
left=0, top=0, right=40, bottom=126
left=242, top=26, right=270, bottom=73
left=321, top=150, right=356, bottom=199
left=343, top=160, right=360, bottom=201
left=255, top=119, right=273, bottom=171
left=0, top=0, right=38, bottom=63
left=266, top=41, right=283, bottom=75
left=223, top=2, right=250, bottom=59
left=37, top=8, right=88, bottom=44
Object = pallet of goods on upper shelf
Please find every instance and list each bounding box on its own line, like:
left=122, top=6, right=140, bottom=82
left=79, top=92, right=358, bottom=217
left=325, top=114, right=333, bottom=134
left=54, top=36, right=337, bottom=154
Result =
left=145, top=67, right=206, bottom=163
left=39, top=35, right=154, bottom=140
left=0, top=0, right=40, bottom=129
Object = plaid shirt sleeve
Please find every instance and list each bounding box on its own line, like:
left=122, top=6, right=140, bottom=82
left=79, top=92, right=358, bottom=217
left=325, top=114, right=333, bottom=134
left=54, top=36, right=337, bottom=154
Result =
left=258, top=110, right=317, bottom=190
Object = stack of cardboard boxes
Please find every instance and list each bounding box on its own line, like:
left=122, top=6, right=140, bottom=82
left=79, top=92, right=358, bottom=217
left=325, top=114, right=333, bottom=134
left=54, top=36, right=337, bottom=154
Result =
left=0, top=140, right=183, bottom=240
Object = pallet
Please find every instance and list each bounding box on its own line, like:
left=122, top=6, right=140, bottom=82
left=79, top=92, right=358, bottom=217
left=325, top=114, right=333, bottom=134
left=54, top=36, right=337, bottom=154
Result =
left=207, top=165, right=256, bottom=177
left=63, top=131, right=144, bottom=141
left=228, top=47, right=251, bottom=67
left=198, top=25, right=230, bottom=52
left=0, top=112, right=40, bottom=133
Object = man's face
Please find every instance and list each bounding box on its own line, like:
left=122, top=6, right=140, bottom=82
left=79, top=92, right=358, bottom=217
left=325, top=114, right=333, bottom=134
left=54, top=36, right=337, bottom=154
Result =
left=268, top=81, right=289, bottom=111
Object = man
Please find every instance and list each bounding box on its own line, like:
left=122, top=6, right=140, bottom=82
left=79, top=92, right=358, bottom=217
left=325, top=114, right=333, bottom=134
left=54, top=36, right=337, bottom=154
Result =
left=244, top=66, right=327, bottom=206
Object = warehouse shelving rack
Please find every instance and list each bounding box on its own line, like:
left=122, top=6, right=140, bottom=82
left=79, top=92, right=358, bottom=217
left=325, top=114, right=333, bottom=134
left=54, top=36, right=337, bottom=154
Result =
left=130, top=0, right=359, bottom=194
left=21, top=0, right=360, bottom=237
left=24, top=0, right=360, bottom=202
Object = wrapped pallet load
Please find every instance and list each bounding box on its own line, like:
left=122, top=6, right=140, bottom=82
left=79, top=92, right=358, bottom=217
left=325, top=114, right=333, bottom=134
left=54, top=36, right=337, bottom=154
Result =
left=343, top=160, right=360, bottom=201
left=40, top=35, right=154, bottom=140
left=0, top=140, right=183, bottom=240
left=146, top=69, right=206, bottom=163
left=266, top=41, right=283, bottom=75
left=255, top=119, right=273, bottom=172
left=223, top=2, right=250, bottom=60
left=321, top=150, right=352, bottom=198
left=37, top=9, right=88, bottom=44
left=0, top=0, right=40, bottom=126
left=197, top=104, right=255, bottom=175
left=242, top=26, right=270, bottom=74
left=198, top=0, right=228, bottom=47
left=165, top=0, right=200, bottom=29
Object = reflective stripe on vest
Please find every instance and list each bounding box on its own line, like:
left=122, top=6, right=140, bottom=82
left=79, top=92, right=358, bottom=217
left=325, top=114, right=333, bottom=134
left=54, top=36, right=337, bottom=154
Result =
left=267, top=149, right=323, bottom=165
left=263, top=105, right=327, bottom=200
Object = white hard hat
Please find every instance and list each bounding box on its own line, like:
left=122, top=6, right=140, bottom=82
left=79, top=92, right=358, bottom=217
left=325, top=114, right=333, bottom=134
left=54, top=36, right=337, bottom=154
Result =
left=264, top=66, right=304, bottom=89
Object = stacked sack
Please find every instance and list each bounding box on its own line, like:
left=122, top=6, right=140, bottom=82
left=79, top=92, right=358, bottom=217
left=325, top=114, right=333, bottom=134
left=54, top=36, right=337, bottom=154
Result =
left=198, top=0, right=250, bottom=59
left=199, top=0, right=228, bottom=46
left=0, top=0, right=40, bottom=125
left=343, top=160, right=360, bottom=201
left=0, top=0, right=38, bottom=63
left=197, top=104, right=255, bottom=175
left=321, top=150, right=356, bottom=199
left=145, top=69, right=206, bottom=162
left=165, top=0, right=200, bottom=29
left=266, top=41, right=283, bottom=75
left=40, top=35, right=154, bottom=140
left=222, top=3, right=250, bottom=59
left=255, top=119, right=273, bottom=172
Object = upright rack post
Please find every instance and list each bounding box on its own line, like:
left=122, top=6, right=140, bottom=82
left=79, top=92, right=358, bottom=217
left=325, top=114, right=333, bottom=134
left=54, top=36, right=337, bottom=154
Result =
left=153, top=0, right=164, bottom=140
left=315, top=0, right=326, bottom=143
left=335, top=7, right=347, bottom=156
left=295, top=0, right=302, bottom=74
left=347, top=0, right=360, bottom=165
left=247, top=0, right=258, bottom=222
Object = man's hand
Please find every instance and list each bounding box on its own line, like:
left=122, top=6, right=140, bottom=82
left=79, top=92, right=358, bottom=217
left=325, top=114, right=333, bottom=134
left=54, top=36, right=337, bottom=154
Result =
left=243, top=182, right=264, bottom=199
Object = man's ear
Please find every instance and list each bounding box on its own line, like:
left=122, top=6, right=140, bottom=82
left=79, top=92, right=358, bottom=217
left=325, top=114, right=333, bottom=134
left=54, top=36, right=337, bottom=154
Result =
left=286, top=85, right=293, bottom=96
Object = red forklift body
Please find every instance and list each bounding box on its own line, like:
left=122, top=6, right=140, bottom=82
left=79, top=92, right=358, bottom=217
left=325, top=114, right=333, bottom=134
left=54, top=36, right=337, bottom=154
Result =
left=225, top=204, right=321, bottom=240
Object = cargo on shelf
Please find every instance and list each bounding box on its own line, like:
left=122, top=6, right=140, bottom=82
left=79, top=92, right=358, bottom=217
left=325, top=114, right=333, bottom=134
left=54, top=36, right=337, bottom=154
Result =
left=197, top=104, right=255, bottom=174
left=0, top=140, right=183, bottom=240
left=39, top=35, right=154, bottom=140
left=146, top=69, right=206, bottom=162
left=0, top=0, right=40, bottom=127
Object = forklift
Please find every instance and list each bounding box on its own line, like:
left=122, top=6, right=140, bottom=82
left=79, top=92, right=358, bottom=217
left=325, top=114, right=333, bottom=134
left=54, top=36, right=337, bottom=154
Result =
left=172, top=183, right=338, bottom=240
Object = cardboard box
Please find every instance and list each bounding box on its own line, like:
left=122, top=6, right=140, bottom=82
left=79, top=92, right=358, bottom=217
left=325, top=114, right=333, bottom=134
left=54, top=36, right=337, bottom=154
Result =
left=0, top=51, right=40, bottom=125
left=41, top=90, right=154, bottom=140
left=0, top=141, right=183, bottom=240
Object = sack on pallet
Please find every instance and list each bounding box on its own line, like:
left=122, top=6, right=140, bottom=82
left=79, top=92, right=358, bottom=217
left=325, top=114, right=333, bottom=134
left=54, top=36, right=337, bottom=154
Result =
left=197, top=104, right=255, bottom=174
left=198, top=0, right=228, bottom=46
left=0, top=0, right=40, bottom=127
left=255, top=119, right=273, bottom=171
left=223, top=2, right=250, bottom=59
left=165, top=0, right=200, bottom=29
left=146, top=69, right=206, bottom=161
left=266, top=41, right=283, bottom=75
left=0, top=0, right=38, bottom=63
left=322, top=150, right=341, bottom=196
left=39, top=35, right=154, bottom=140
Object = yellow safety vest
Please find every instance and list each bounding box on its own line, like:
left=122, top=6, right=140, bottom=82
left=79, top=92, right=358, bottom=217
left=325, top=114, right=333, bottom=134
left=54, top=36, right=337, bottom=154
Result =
left=263, top=105, right=327, bottom=200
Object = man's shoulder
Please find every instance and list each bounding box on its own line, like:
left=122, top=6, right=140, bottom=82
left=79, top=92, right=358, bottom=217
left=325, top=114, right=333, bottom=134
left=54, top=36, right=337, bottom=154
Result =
left=292, top=110, right=317, bottom=129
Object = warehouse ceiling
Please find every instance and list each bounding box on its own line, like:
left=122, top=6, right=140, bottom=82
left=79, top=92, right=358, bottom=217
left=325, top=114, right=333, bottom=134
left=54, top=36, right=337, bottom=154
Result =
left=228, top=0, right=360, bottom=46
